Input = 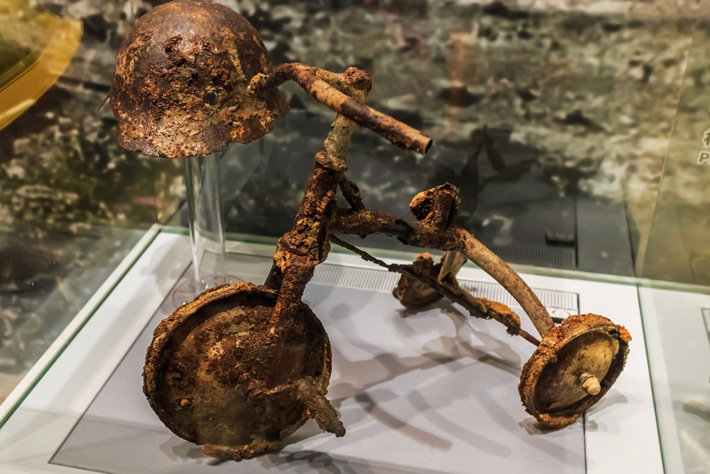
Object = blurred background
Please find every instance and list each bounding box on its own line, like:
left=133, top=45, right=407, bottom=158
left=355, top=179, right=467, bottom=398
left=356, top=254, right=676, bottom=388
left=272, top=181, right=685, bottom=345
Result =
left=0, top=0, right=708, bottom=409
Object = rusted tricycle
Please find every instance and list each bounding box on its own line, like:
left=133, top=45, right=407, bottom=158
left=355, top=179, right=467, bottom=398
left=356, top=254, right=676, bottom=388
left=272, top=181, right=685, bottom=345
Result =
left=112, top=0, right=630, bottom=461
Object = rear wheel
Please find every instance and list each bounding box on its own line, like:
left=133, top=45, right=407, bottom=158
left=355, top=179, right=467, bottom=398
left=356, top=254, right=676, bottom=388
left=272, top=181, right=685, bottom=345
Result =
left=518, top=313, right=631, bottom=428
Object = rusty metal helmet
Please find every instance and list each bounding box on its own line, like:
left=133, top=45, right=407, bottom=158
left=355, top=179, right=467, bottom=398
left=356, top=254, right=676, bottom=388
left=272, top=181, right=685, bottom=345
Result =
left=110, top=0, right=288, bottom=158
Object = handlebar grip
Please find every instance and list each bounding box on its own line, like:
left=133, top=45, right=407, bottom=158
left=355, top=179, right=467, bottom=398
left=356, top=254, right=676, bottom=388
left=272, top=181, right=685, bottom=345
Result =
left=249, top=63, right=432, bottom=154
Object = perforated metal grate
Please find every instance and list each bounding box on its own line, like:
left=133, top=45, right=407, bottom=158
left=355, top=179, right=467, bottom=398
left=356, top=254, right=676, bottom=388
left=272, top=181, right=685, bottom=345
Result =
left=488, top=244, right=576, bottom=269
left=223, top=252, right=578, bottom=315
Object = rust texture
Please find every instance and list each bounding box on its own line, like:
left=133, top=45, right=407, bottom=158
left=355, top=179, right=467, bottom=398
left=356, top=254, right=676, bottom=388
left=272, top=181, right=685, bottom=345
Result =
left=330, top=234, right=540, bottom=346
left=144, top=66, right=375, bottom=461
left=392, top=253, right=445, bottom=309
left=110, top=0, right=287, bottom=158
left=143, top=282, right=341, bottom=461
left=131, top=0, right=634, bottom=460
left=249, top=63, right=432, bottom=154
left=263, top=67, right=371, bottom=294
left=518, top=313, right=631, bottom=428
left=330, top=185, right=555, bottom=338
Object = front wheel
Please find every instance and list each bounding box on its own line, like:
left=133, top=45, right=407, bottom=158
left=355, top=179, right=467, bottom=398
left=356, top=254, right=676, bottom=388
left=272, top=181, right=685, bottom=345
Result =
left=143, top=282, right=339, bottom=460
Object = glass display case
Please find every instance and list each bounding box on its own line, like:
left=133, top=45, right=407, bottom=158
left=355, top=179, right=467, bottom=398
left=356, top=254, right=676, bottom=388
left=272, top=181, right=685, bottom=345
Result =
left=0, top=1, right=708, bottom=473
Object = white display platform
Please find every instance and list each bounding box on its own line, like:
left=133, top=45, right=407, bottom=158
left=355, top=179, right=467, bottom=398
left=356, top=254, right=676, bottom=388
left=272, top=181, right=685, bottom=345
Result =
left=639, top=286, right=710, bottom=474
left=0, top=232, right=661, bottom=474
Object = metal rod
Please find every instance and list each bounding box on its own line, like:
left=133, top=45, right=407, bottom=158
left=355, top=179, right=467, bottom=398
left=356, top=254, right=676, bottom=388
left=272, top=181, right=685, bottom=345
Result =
left=249, top=63, right=432, bottom=154
left=329, top=235, right=540, bottom=346
left=332, top=209, right=556, bottom=337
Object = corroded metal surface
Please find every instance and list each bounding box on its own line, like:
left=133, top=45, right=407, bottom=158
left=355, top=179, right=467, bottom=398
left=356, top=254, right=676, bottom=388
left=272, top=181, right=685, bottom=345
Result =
left=143, top=282, right=338, bottom=461
left=130, top=0, right=633, bottom=460
left=331, top=185, right=555, bottom=338
left=249, top=63, right=432, bottom=154
left=145, top=65, right=375, bottom=460
left=110, top=0, right=287, bottom=158
left=392, top=253, right=444, bottom=309
left=518, top=313, right=631, bottom=428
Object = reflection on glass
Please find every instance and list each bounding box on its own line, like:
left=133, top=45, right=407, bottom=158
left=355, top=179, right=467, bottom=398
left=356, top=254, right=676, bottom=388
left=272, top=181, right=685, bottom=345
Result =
left=0, top=0, right=81, bottom=129
left=217, top=1, right=697, bottom=277
left=641, top=13, right=710, bottom=285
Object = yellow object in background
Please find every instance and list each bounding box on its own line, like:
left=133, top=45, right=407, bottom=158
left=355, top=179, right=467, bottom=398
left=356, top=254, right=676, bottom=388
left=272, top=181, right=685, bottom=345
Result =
left=0, top=0, right=82, bottom=130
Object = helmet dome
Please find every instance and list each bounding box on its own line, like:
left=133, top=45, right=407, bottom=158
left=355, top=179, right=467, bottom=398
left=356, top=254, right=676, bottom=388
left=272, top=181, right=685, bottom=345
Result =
left=110, top=0, right=287, bottom=158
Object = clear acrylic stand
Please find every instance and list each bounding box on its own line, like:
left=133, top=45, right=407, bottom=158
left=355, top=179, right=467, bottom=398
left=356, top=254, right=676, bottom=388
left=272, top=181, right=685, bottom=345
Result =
left=171, top=151, right=229, bottom=306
